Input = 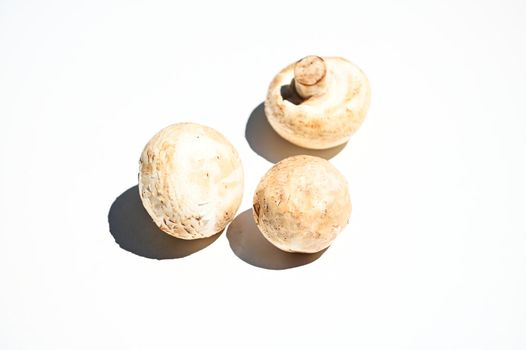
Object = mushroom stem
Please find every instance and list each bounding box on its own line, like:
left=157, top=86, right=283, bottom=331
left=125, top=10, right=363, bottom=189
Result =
left=293, top=56, right=328, bottom=99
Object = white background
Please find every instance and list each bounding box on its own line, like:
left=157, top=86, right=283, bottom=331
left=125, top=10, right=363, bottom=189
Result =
left=1, top=0, right=525, bottom=349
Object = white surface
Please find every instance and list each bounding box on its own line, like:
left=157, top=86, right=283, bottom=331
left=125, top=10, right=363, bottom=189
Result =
left=1, top=0, right=525, bottom=349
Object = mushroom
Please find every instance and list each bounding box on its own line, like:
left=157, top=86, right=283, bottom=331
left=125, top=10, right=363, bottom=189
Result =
left=265, top=55, right=371, bottom=149
left=139, top=123, right=244, bottom=239
left=252, top=155, right=351, bottom=253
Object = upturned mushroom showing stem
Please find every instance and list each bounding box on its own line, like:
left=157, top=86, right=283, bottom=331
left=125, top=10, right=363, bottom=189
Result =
left=265, top=55, right=371, bottom=150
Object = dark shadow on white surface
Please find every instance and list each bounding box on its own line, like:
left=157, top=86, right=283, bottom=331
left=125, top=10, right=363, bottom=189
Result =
left=226, top=209, right=326, bottom=270
left=245, top=102, right=346, bottom=163
left=108, top=185, right=221, bottom=260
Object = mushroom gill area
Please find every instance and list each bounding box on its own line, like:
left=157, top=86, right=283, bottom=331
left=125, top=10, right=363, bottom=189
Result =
left=280, top=83, right=304, bottom=105
left=279, top=77, right=347, bottom=109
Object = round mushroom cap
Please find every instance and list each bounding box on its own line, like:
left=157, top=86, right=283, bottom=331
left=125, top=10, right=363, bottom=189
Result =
left=252, top=155, right=351, bottom=253
left=265, top=56, right=371, bottom=149
left=139, top=123, right=244, bottom=239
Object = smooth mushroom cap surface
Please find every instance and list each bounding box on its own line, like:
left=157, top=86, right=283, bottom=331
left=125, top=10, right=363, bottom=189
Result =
left=265, top=56, right=371, bottom=149
left=139, top=123, right=244, bottom=240
left=252, top=155, right=351, bottom=253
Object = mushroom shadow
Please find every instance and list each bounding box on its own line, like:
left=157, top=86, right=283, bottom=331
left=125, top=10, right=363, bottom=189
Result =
left=245, top=102, right=346, bottom=163
left=226, top=209, right=327, bottom=270
left=108, top=185, right=221, bottom=260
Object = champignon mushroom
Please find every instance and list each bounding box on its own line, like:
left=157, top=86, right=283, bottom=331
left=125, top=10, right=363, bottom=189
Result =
left=252, top=155, right=351, bottom=253
left=139, top=123, right=244, bottom=239
left=265, top=55, right=371, bottom=149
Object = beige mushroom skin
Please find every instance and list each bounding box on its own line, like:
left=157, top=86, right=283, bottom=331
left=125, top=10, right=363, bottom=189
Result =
left=139, top=123, right=244, bottom=239
left=253, top=155, right=351, bottom=253
left=265, top=56, right=371, bottom=149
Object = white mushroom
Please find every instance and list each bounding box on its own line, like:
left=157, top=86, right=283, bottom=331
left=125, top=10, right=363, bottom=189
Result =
left=139, top=123, right=244, bottom=239
left=265, top=55, right=371, bottom=149
left=252, top=155, right=351, bottom=253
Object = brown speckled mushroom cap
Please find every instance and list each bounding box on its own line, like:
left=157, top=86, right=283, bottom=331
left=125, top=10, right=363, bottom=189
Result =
left=265, top=56, right=371, bottom=149
left=139, top=123, right=244, bottom=240
left=252, top=155, right=351, bottom=253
